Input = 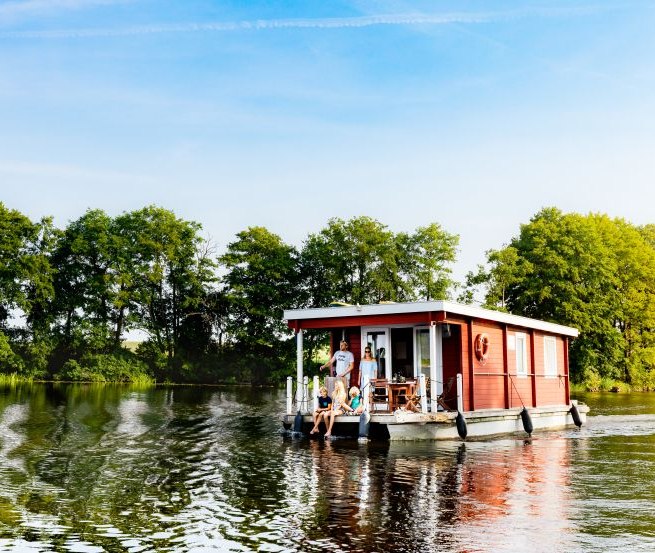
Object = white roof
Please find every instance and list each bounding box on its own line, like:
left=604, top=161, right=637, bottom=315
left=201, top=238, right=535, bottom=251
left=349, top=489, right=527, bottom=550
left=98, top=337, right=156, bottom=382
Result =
left=283, top=300, right=579, bottom=337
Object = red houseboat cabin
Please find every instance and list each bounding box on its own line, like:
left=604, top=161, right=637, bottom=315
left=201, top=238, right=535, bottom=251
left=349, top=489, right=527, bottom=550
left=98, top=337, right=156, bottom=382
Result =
left=283, top=300, right=587, bottom=440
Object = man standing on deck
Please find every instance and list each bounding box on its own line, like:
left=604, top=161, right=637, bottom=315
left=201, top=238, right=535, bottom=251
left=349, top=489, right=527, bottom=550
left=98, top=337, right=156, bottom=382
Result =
left=320, top=340, right=354, bottom=387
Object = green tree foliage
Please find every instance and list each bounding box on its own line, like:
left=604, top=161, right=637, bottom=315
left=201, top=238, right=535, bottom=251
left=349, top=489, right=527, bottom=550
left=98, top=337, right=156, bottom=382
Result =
left=0, top=203, right=55, bottom=375
left=50, top=209, right=119, bottom=351
left=45, top=206, right=216, bottom=381
left=397, top=223, right=459, bottom=301
left=219, top=227, right=300, bottom=383
left=461, top=247, right=527, bottom=309
left=113, top=207, right=216, bottom=375
left=466, top=208, right=655, bottom=388
left=300, top=216, right=398, bottom=305
left=300, top=217, right=459, bottom=306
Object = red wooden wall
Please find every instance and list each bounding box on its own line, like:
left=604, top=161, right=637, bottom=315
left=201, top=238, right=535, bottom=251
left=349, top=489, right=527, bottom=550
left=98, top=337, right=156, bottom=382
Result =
left=447, top=317, right=569, bottom=411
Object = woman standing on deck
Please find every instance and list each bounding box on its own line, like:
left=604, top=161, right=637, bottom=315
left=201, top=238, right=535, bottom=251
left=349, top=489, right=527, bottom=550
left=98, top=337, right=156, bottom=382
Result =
left=359, top=347, right=377, bottom=411
left=324, top=380, right=352, bottom=437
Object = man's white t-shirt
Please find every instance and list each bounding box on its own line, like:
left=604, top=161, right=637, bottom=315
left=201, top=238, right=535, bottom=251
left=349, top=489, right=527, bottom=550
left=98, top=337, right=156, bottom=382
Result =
left=334, top=350, right=354, bottom=377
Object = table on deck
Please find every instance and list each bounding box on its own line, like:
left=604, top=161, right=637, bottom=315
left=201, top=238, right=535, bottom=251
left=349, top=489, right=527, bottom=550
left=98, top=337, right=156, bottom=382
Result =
left=388, top=381, right=417, bottom=411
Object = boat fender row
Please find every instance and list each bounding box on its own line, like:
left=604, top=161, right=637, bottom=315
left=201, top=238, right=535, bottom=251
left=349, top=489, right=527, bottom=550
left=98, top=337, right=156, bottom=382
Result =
left=456, top=411, right=468, bottom=439
left=569, top=403, right=583, bottom=428
left=520, top=407, right=533, bottom=436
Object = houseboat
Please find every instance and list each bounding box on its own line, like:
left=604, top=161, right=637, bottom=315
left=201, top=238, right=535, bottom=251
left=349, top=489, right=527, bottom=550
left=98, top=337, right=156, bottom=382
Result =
left=282, top=300, right=588, bottom=440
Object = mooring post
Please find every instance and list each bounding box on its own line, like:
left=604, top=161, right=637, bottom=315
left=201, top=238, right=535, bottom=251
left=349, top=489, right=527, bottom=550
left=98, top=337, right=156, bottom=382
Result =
left=303, top=376, right=309, bottom=414
left=313, top=375, right=320, bottom=412
left=456, top=373, right=464, bottom=413
left=418, top=374, right=428, bottom=413
left=286, top=376, right=293, bottom=415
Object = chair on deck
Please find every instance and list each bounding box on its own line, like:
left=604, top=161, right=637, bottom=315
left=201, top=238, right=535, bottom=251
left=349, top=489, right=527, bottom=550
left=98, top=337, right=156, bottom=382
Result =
left=401, top=379, right=422, bottom=412
left=394, top=380, right=417, bottom=410
left=436, top=376, right=456, bottom=411
left=369, top=379, right=390, bottom=412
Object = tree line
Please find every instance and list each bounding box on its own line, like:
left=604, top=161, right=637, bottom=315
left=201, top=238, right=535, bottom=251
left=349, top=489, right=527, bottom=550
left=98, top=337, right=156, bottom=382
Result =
left=1, top=202, right=654, bottom=389
left=0, top=203, right=458, bottom=384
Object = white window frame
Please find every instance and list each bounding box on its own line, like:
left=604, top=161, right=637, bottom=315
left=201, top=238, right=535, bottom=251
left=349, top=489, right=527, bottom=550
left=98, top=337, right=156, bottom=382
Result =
left=515, top=333, right=528, bottom=378
left=361, top=327, right=392, bottom=380
left=544, top=336, right=558, bottom=378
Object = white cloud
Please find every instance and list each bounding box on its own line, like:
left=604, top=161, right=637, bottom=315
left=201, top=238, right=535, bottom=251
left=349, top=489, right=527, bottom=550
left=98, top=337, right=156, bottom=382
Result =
left=0, top=6, right=610, bottom=39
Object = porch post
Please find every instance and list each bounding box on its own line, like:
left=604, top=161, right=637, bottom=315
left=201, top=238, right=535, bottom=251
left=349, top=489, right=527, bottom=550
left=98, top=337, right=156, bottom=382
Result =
left=429, top=323, right=438, bottom=412
left=296, top=329, right=304, bottom=407
left=564, top=337, right=571, bottom=405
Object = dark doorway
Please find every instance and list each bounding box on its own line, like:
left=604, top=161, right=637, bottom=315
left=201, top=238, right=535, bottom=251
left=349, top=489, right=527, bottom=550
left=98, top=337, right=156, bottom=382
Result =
left=441, top=324, right=461, bottom=408
left=391, top=327, right=414, bottom=379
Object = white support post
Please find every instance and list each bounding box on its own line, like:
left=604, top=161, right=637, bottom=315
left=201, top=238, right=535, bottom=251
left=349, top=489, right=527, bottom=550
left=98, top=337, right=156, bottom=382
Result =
left=418, top=374, right=428, bottom=413
left=303, top=376, right=309, bottom=414
left=313, top=376, right=320, bottom=412
left=429, top=323, right=438, bottom=412
left=457, top=373, right=464, bottom=412
left=286, top=376, right=293, bottom=415
left=296, top=330, right=304, bottom=406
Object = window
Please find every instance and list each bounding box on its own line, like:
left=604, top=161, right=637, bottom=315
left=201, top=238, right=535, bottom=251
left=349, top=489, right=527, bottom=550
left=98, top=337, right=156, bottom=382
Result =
left=544, top=336, right=557, bottom=378
left=515, top=333, right=528, bottom=377
left=415, top=328, right=431, bottom=379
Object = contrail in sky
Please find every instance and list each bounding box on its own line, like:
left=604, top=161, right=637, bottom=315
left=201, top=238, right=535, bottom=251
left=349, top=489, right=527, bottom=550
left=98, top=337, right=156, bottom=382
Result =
left=0, top=7, right=607, bottom=39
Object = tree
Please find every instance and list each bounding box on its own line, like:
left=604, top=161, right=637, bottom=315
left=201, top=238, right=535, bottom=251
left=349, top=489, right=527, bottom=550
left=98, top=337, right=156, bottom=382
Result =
left=468, top=207, right=655, bottom=387
left=219, top=226, right=300, bottom=382
left=300, top=217, right=395, bottom=305
left=0, top=203, right=55, bottom=375
left=50, top=209, right=118, bottom=351
left=396, top=223, right=459, bottom=301
left=461, top=247, right=527, bottom=309
left=300, top=217, right=459, bottom=306
left=116, top=207, right=216, bottom=369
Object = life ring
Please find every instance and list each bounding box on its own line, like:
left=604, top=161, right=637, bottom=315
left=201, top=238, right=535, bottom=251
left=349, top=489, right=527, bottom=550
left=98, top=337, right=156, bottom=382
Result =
left=474, top=333, right=490, bottom=363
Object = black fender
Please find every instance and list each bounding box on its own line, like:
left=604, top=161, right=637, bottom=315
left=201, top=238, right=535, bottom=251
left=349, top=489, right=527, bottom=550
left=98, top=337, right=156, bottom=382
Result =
left=569, top=403, right=582, bottom=427
left=293, top=411, right=303, bottom=433
left=456, top=411, right=468, bottom=439
left=520, top=407, right=533, bottom=436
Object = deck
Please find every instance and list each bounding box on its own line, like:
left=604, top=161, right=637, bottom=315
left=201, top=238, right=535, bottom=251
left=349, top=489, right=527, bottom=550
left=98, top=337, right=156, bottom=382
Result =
left=282, top=403, right=588, bottom=440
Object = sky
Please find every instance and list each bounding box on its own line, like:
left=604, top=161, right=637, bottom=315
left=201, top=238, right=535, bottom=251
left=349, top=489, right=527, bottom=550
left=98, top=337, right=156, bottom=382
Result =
left=1, top=0, right=654, bottom=285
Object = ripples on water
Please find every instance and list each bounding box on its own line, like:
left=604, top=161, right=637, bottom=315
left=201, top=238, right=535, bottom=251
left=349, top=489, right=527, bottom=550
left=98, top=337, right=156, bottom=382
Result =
left=1, top=385, right=655, bottom=552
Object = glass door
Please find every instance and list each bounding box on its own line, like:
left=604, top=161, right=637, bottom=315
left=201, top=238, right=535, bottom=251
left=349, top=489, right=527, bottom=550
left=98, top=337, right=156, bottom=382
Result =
left=361, top=328, right=390, bottom=379
left=414, top=327, right=431, bottom=380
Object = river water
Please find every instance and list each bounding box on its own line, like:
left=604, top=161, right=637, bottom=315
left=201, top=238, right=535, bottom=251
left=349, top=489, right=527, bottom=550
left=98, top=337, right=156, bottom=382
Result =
left=1, top=384, right=654, bottom=552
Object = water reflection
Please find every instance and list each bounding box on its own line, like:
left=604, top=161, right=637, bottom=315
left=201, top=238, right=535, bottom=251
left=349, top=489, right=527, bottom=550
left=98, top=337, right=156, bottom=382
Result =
left=1, top=384, right=655, bottom=552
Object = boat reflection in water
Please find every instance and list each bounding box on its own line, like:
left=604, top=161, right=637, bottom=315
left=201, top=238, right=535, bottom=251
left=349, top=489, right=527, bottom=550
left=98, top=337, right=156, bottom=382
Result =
left=281, top=435, right=575, bottom=552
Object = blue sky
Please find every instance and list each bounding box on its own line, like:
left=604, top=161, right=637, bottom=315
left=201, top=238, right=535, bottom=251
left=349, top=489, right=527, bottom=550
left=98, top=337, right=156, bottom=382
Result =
left=1, top=0, right=654, bottom=284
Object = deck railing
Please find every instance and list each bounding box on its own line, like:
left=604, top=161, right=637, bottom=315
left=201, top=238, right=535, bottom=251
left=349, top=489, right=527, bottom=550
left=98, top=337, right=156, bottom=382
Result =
left=286, top=373, right=464, bottom=415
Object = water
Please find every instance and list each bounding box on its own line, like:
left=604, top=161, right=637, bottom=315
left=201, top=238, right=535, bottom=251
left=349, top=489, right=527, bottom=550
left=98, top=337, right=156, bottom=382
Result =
left=1, top=385, right=654, bottom=552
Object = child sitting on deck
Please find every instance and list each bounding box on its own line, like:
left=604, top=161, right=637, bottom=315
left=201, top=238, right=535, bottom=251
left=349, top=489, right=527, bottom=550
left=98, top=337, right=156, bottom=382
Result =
left=348, top=386, right=364, bottom=415
left=310, top=387, right=332, bottom=435
left=324, top=380, right=353, bottom=437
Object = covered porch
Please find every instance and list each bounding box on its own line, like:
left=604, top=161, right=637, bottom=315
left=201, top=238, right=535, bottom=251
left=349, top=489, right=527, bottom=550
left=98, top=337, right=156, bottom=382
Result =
left=284, top=302, right=466, bottom=417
